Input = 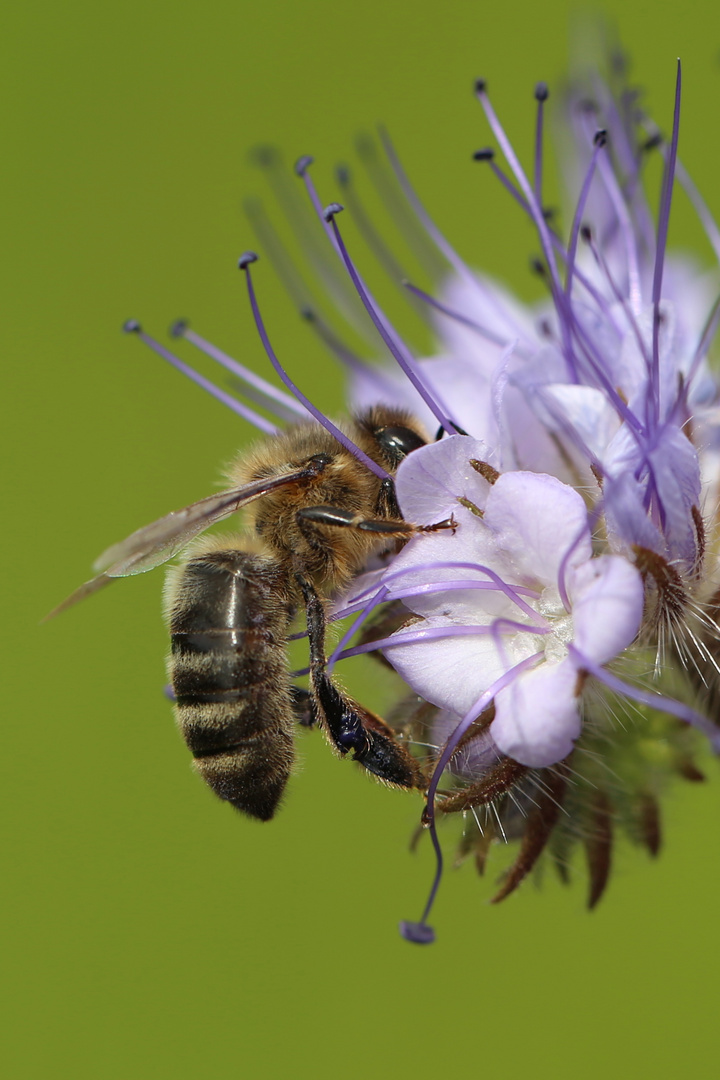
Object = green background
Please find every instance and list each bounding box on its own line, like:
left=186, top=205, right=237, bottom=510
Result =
left=4, top=1, right=720, bottom=1077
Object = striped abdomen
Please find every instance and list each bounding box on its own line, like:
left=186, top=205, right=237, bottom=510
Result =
left=168, top=550, right=296, bottom=821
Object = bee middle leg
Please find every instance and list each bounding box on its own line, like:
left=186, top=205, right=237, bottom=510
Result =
left=296, top=504, right=455, bottom=535
left=295, top=572, right=425, bottom=790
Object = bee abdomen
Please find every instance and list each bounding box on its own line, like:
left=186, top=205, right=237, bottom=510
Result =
left=168, top=550, right=296, bottom=822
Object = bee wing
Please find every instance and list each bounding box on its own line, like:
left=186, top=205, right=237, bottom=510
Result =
left=45, top=464, right=317, bottom=620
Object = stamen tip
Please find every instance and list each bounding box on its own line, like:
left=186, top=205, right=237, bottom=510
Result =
left=474, top=77, right=487, bottom=95
left=472, top=147, right=495, bottom=162
left=535, top=81, right=549, bottom=102
left=123, top=319, right=141, bottom=334
left=335, top=164, right=350, bottom=186
left=294, top=154, right=314, bottom=177
left=323, top=202, right=344, bottom=222
left=169, top=319, right=188, bottom=339
left=580, top=223, right=593, bottom=243
left=399, top=920, right=436, bottom=945
left=238, top=251, right=259, bottom=270
left=593, top=128, right=608, bottom=148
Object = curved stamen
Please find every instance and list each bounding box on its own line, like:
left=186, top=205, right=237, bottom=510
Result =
left=170, top=320, right=306, bottom=422
left=565, top=131, right=607, bottom=300
left=534, top=81, right=549, bottom=203
left=326, top=586, right=389, bottom=674
left=336, top=619, right=550, bottom=662
left=401, top=651, right=543, bottom=944
left=324, top=205, right=464, bottom=436
left=370, top=558, right=543, bottom=618
left=122, top=321, right=280, bottom=435
left=335, top=164, right=425, bottom=322
left=651, top=60, right=682, bottom=431
left=403, top=280, right=521, bottom=351
left=568, top=645, right=720, bottom=751
left=238, top=253, right=389, bottom=480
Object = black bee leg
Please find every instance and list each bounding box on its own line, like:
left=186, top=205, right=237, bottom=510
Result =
left=295, top=572, right=425, bottom=790
left=296, top=504, right=416, bottom=537
left=297, top=571, right=371, bottom=755
left=290, top=686, right=317, bottom=728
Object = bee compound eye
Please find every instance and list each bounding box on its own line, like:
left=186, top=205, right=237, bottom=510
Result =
left=375, top=425, right=426, bottom=463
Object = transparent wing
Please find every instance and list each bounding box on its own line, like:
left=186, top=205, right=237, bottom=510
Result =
left=46, top=463, right=320, bottom=620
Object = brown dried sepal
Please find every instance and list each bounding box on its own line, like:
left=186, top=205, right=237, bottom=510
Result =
left=490, top=761, right=570, bottom=904
left=632, top=544, right=688, bottom=634
left=584, top=790, right=613, bottom=910
left=635, top=792, right=662, bottom=857
left=438, top=756, right=529, bottom=815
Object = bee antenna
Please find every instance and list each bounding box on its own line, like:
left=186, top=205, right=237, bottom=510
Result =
left=238, top=254, right=391, bottom=480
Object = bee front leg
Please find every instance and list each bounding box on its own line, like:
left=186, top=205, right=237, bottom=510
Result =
left=295, top=572, right=425, bottom=790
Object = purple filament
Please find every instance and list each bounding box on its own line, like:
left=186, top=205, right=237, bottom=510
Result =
left=172, top=321, right=306, bottom=422
left=405, top=651, right=544, bottom=942
left=335, top=619, right=550, bottom=663
left=348, top=559, right=543, bottom=619
left=534, top=82, right=549, bottom=203
left=403, top=281, right=521, bottom=352
left=379, top=126, right=523, bottom=340
left=568, top=645, right=720, bottom=752
left=565, top=135, right=607, bottom=301
left=650, top=61, right=682, bottom=431
left=325, top=208, right=461, bottom=435
left=326, top=586, right=389, bottom=675
left=122, top=321, right=280, bottom=435
left=239, top=254, right=389, bottom=480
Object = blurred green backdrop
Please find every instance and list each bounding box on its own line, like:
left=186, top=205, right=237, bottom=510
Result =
left=4, top=1, right=720, bottom=1077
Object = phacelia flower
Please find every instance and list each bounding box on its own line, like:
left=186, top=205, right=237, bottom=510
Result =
left=63, top=46, right=720, bottom=946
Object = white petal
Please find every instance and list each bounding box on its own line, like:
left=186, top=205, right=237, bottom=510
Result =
left=384, top=617, right=537, bottom=717
left=492, top=658, right=581, bottom=767
left=570, top=555, right=644, bottom=664
left=484, top=472, right=592, bottom=586
left=395, top=435, right=498, bottom=524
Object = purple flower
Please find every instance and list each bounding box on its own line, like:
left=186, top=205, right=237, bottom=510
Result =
left=382, top=437, right=645, bottom=768
left=105, top=51, right=720, bottom=945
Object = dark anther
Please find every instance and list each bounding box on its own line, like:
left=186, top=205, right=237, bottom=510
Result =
left=238, top=251, right=259, bottom=270
left=169, top=319, right=188, bottom=338
left=294, top=155, right=314, bottom=177
left=300, top=306, right=315, bottom=322
left=123, top=319, right=141, bottom=334
left=593, top=129, right=608, bottom=147
left=542, top=206, right=556, bottom=222
left=534, top=82, right=549, bottom=102
left=474, top=78, right=487, bottom=94
left=335, top=164, right=351, bottom=185
left=530, top=257, right=547, bottom=278
left=580, top=223, right=593, bottom=243
left=643, top=132, right=663, bottom=152
left=473, top=147, right=495, bottom=161
left=323, top=202, right=344, bottom=222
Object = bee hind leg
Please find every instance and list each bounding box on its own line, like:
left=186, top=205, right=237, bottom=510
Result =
left=295, top=572, right=425, bottom=790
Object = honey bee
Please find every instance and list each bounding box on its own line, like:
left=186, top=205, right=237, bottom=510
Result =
left=53, top=405, right=446, bottom=820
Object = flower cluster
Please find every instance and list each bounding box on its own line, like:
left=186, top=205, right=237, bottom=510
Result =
left=119, top=53, right=720, bottom=943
